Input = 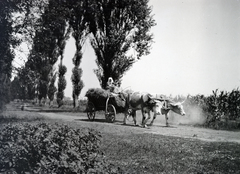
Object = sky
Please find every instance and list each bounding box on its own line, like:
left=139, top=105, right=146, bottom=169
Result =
left=14, top=0, right=240, bottom=98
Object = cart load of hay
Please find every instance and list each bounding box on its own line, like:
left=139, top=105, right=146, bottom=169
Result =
left=85, top=88, right=131, bottom=112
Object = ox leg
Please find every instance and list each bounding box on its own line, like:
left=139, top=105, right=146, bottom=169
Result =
left=150, top=113, right=157, bottom=126
left=123, top=109, right=137, bottom=126
left=132, top=111, right=137, bottom=126
left=165, top=114, right=169, bottom=127
left=123, top=110, right=129, bottom=125
left=142, top=112, right=151, bottom=128
left=141, top=108, right=146, bottom=126
left=142, top=113, right=146, bottom=125
left=141, top=107, right=148, bottom=125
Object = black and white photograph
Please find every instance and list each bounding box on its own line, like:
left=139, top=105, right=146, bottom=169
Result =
left=0, top=0, right=240, bottom=173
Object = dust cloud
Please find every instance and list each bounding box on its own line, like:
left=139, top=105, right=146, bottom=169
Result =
left=169, top=105, right=206, bottom=126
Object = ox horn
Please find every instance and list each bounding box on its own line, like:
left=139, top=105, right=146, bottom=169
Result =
left=153, top=95, right=165, bottom=101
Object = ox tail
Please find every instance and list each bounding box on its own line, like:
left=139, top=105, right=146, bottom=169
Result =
left=126, top=92, right=131, bottom=108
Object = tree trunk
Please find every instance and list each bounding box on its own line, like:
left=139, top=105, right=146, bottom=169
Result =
left=73, top=94, right=79, bottom=108
left=38, top=98, right=41, bottom=105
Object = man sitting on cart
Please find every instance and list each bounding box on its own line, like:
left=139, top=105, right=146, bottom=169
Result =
left=106, top=77, right=126, bottom=101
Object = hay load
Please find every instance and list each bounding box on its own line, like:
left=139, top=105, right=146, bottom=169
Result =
left=85, top=88, right=110, bottom=110
left=85, top=88, right=129, bottom=112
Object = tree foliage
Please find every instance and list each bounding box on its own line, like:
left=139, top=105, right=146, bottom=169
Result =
left=11, top=67, right=36, bottom=100
left=67, top=0, right=89, bottom=107
left=10, top=77, right=21, bottom=100
left=24, top=0, right=70, bottom=103
left=88, top=0, right=156, bottom=88
left=71, top=67, right=84, bottom=107
left=38, top=65, right=52, bottom=102
left=0, top=0, right=25, bottom=109
left=47, top=70, right=57, bottom=105
left=57, top=64, right=67, bottom=107
left=7, top=0, right=156, bottom=107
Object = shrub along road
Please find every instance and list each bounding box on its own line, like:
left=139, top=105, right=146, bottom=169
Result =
left=3, top=104, right=240, bottom=173
left=38, top=111, right=240, bottom=144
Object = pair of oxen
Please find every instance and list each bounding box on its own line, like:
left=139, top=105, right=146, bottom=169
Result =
left=121, top=91, right=186, bottom=128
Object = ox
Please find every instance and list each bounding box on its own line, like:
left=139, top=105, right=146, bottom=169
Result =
left=123, top=92, right=162, bottom=127
left=148, top=99, right=186, bottom=127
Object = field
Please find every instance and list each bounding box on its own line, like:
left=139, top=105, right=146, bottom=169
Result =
left=0, top=102, right=240, bottom=173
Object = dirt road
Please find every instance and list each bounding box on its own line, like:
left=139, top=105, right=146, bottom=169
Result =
left=38, top=112, right=240, bottom=144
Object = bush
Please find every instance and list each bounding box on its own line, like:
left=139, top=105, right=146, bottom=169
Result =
left=0, top=123, right=121, bottom=173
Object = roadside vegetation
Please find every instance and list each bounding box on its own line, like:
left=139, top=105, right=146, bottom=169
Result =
left=18, top=87, right=240, bottom=130
left=182, top=88, right=240, bottom=130
left=0, top=122, right=120, bottom=173
left=0, top=104, right=120, bottom=173
left=0, top=103, right=240, bottom=173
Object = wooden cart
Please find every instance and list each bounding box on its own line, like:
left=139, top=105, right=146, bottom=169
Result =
left=85, top=88, right=126, bottom=123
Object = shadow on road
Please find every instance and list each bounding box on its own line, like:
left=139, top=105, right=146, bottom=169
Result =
left=153, top=125, right=178, bottom=128
left=74, top=118, right=123, bottom=124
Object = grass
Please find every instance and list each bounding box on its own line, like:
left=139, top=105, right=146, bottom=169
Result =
left=1, top=102, right=240, bottom=173
left=99, top=133, right=240, bottom=174
left=21, top=101, right=87, bottom=113
left=0, top=103, right=47, bottom=123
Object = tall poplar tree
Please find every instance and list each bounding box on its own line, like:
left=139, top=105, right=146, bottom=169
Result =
left=68, top=0, right=88, bottom=107
left=26, top=0, right=70, bottom=104
left=0, top=0, right=21, bottom=109
left=47, top=70, right=57, bottom=107
left=88, top=0, right=156, bottom=89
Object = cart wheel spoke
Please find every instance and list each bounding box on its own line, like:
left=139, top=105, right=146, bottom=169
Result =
left=87, top=102, right=95, bottom=121
left=106, top=104, right=116, bottom=123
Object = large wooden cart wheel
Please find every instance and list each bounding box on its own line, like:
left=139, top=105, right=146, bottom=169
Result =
left=86, top=102, right=95, bottom=121
left=105, top=104, right=116, bottom=123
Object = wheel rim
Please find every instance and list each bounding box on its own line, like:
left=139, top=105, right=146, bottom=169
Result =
left=106, top=104, right=116, bottom=122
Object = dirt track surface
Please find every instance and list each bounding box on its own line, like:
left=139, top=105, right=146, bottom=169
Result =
left=38, top=111, right=240, bottom=144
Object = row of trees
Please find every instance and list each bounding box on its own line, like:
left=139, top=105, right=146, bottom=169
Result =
left=0, top=0, right=24, bottom=109
left=0, top=0, right=156, bottom=109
